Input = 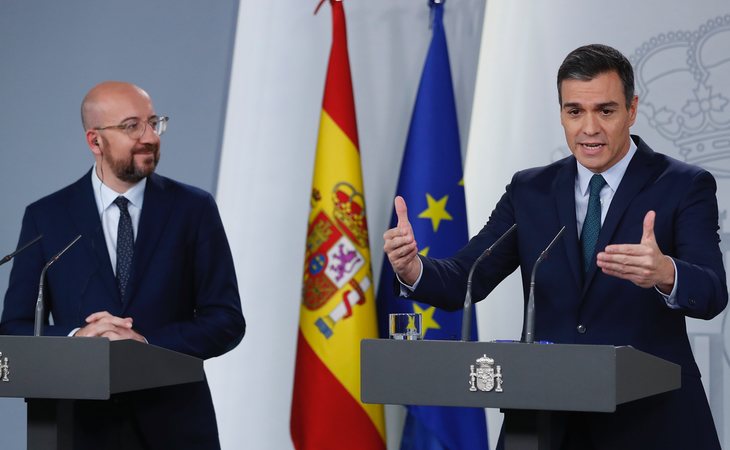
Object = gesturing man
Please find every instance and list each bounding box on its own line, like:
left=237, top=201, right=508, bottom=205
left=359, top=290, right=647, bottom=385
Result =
left=384, top=45, right=726, bottom=449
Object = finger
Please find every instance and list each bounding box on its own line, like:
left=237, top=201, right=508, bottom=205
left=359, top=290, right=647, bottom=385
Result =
left=390, top=241, right=418, bottom=263
left=385, top=232, right=415, bottom=251
left=85, top=311, right=112, bottom=322
left=600, top=266, right=654, bottom=288
left=394, top=196, right=410, bottom=230
left=598, top=256, right=655, bottom=280
left=602, top=244, right=651, bottom=257
left=103, top=317, right=133, bottom=328
left=101, top=331, right=122, bottom=341
left=641, top=210, right=656, bottom=244
left=600, top=266, right=635, bottom=282
left=76, top=321, right=118, bottom=337
left=597, top=258, right=639, bottom=274
left=383, top=226, right=409, bottom=244
left=87, top=314, right=133, bottom=328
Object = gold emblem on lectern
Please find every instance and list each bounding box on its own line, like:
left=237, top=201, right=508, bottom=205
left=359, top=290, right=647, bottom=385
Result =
left=469, top=354, right=502, bottom=392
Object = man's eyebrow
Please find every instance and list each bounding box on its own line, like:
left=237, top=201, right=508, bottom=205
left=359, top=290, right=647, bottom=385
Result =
left=119, top=115, right=158, bottom=122
left=561, top=101, right=620, bottom=109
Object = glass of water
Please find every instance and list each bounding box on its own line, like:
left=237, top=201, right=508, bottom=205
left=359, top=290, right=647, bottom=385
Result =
left=388, top=313, right=422, bottom=340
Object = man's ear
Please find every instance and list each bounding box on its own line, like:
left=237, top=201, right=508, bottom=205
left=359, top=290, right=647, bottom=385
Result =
left=86, top=130, right=102, bottom=155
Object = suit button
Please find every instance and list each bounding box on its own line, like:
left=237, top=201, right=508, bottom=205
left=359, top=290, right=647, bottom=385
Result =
left=689, top=298, right=696, bottom=306
left=577, top=324, right=586, bottom=334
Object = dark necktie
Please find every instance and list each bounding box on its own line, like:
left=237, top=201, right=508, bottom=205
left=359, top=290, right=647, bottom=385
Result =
left=114, top=196, right=134, bottom=299
left=581, top=174, right=607, bottom=273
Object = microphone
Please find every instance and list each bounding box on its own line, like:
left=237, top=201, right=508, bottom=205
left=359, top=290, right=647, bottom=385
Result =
left=523, top=226, right=566, bottom=344
left=0, top=235, right=43, bottom=267
left=461, top=223, right=517, bottom=341
left=33, top=235, right=82, bottom=337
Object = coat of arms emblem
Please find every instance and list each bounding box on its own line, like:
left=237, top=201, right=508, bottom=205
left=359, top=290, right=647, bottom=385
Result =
left=0, top=352, right=9, bottom=382
left=469, top=354, right=502, bottom=392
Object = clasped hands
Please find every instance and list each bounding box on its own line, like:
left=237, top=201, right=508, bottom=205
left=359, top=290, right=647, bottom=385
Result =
left=74, top=311, right=146, bottom=343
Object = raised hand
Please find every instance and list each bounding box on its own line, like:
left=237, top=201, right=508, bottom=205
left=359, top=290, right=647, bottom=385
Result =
left=596, top=210, right=675, bottom=292
left=383, top=196, right=421, bottom=285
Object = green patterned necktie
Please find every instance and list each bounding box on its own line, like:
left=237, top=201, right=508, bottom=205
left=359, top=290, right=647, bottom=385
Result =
left=581, top=174, right=607, bottom=273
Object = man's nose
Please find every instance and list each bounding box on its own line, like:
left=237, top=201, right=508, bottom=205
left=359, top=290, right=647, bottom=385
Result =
left=139, top=122, right=160, bottom=144
left=582, top=113, right=600, bottom=135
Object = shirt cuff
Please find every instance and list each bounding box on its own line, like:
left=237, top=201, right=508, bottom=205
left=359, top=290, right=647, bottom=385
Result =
left=397, top=257, right=424, bottom=297
left=655, top=257, right=679, bottom=309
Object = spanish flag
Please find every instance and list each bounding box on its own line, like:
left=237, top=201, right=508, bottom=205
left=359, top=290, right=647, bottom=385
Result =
left=290, top=1, right=386, bottom=449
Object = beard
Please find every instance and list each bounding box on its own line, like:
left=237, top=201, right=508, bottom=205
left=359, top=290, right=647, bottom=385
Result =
left=107, top=144, right=160, bottom=183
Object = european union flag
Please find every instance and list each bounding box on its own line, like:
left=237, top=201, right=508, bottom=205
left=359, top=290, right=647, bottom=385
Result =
left=375, top=1, right=488, bottom=449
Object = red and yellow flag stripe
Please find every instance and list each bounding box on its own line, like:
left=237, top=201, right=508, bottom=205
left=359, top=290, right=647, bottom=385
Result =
left=291, top=2, right=386, bottom=449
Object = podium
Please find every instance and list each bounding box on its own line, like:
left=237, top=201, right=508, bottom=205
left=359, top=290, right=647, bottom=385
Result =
left=361, top=339, right=681, bottom=450
left=0, top=336, right=203, bottom=450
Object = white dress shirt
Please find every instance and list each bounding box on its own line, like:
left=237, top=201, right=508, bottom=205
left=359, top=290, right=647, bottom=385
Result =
left=401, top=138, right=678, bottom=307
left=69, top=167, right=147, bottom=337
left=574, top=140, right=636, bottom=237
left=90, top=166, right=146, bottom=275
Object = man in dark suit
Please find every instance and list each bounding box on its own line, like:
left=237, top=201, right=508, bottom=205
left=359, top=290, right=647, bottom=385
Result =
left=384, top=44, right=727, bottom=449
left=0, top=81, right=245, bottom=449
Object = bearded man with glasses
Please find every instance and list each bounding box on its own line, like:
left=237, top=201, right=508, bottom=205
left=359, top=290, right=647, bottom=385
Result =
left=0, top=81, right=246, bottom=450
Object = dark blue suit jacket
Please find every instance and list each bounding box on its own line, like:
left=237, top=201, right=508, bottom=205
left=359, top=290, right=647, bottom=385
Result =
left=1, top=170, right=246, bottom=449
left=413, top=136, right=727, bottom=449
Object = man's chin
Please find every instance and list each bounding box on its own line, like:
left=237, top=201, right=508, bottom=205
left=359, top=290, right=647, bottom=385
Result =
left=118, top=164, right=156, bottom=183
left=136, top=163, right=157, bottom=179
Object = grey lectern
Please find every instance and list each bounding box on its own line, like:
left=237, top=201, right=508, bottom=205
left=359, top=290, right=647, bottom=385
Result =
left=361, top=339, right=681, bottom=450
left=0, top=336, right=203, bottom=450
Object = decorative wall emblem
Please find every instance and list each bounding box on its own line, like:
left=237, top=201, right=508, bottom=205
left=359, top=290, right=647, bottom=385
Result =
left=630, top=15, right=730, bottom=179
left=631, top=17, right=730, bottom=447
left=469, top=354, right=502, bottom=393
left=631, top=11, right=730, bottom=375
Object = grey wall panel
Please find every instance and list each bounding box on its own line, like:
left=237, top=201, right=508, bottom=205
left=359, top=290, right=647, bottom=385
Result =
left=0, top=1, right=239, bottom=447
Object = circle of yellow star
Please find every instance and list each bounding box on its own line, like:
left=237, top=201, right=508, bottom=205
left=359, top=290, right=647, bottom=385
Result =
left=418, top=193, right=453, bottom=232
left=413, top=303, right=440, bottom=338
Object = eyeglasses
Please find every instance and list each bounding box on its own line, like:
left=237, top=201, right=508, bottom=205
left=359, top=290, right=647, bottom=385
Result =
left=94, top=116, right=169, bottom=139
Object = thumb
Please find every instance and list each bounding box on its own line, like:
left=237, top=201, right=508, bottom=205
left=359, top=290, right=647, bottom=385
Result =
left=641, top=210, right=656, bottom=244
left=394, top=196, right=410, bottom=229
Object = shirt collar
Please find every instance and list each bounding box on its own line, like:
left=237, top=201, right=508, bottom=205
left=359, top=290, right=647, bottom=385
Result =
left=90, top=164, right=147, bottom=214
left=576, top=137, right=637, bottom=195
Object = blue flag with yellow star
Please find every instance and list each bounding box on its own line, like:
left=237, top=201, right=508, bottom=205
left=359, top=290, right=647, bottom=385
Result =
left=375, top=1, right=488, bottom=449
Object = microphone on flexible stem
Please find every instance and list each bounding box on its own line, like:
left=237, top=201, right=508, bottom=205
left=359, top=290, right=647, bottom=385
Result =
left=461, top=223, right=517, bottom=341
left=33, top=235, right=82, bottom=337
left=523, top=226, right=566, bottom=344
left=0, top=235, right=43, bottom=267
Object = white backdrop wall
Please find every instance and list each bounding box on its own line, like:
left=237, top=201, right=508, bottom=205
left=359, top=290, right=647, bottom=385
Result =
left=212, top=1, right=730, bottom=449
left=210, top=1, right=485, bottom=449
left=467, top=1, right=730, bottom=449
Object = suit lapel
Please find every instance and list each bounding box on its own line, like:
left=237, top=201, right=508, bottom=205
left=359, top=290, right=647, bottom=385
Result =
left=65, top=170, right=119, bottom=302
left=124, top=173, right=174, bottom=308
left=554, top=159, right=583, bottom=291
left=581, top=137, right=660, bottom=295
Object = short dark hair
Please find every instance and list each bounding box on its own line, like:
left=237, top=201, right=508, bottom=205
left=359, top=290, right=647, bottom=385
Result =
left=557, top=44, right=635, bottom=109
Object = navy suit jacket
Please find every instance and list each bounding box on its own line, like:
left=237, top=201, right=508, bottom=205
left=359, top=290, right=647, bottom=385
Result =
left=1, top=170, right=246, bottom=449
left=413, top=136, right=727, bottom=449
